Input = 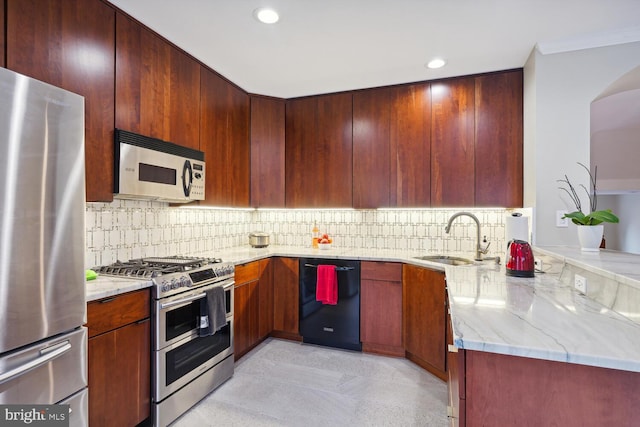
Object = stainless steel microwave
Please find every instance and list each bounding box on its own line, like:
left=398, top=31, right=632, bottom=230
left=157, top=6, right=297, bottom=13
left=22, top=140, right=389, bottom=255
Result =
left=114, top=129, right=205, bottom=203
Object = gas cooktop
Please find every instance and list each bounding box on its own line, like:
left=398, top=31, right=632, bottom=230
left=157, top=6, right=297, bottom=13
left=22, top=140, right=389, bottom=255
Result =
left=95, top=255, right=235, bottom=299
left=94, top=256, right=223, bottom=279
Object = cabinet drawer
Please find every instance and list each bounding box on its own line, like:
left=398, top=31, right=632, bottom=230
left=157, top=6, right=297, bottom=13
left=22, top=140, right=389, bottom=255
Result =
left=361, top=261, right=402, bottom=282
left=87, top=289, right=150, bottom=337
left=235, top=261, right=260, bottom=286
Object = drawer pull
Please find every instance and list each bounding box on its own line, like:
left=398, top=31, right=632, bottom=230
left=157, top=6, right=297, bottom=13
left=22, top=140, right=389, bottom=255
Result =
left=99, top=297, right=116, bottom=304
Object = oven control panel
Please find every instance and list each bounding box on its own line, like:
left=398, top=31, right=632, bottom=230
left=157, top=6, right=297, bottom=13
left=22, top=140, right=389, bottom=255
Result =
left=153, top=262, right=235, bottom=298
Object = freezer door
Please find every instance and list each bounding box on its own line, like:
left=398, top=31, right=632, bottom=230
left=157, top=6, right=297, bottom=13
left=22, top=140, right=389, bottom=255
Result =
left=58, top=387, right=89, bottom=427
left=0, top=67, right=86, bottom=353
left=0, top=328, right=87, bottom=405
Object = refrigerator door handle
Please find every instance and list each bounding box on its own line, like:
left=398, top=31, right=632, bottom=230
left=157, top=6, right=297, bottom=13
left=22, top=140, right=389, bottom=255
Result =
left=0, top=340, right=72, bottom=385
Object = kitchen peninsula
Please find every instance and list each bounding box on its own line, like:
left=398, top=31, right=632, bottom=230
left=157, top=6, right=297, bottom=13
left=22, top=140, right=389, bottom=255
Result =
left=87, top=245, right=640, bottom=427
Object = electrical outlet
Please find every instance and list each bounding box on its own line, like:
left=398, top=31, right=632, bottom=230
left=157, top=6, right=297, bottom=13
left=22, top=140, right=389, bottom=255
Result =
left=534, top=259, right=543, bottom=271
left=556, top=210, right=569, bottom=228
left=574, top=274, right=587, bottom=294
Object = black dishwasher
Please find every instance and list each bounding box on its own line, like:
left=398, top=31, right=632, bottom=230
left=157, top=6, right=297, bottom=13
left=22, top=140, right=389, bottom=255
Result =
left=299, top=258, right=361, bottom=351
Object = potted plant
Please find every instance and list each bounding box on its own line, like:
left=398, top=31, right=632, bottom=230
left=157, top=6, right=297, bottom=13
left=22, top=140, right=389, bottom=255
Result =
left=557, top=162, right=619, bottom=251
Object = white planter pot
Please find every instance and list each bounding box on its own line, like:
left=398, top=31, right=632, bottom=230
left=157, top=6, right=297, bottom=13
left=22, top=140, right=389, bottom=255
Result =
left=577, top=225, right=604, bottom=252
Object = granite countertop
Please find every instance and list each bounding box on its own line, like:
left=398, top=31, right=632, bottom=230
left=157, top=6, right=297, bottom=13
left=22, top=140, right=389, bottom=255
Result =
left=85, top=244, right=640, bottom=373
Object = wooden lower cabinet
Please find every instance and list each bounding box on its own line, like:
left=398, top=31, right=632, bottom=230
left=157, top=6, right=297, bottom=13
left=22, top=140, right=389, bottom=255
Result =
left=360, top=261, right=403, bottom=356
left=403, top=264, right=447, bottom=380
left=234, top=259, right=272, bottom=359
left=257, top=259, right=274, bottom=339
left=87, top=289, right=150, bottom=427
left=233, top=277, right=259, bottom=360
left=272, top=257, right=300, bottom=339
left=448, top=348, right=640, bottom=426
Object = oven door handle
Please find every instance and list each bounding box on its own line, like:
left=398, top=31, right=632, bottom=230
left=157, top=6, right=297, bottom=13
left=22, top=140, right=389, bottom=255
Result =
left=159, top=279, right=235, bottom=310
left=160, top=292, right=206, bottom=309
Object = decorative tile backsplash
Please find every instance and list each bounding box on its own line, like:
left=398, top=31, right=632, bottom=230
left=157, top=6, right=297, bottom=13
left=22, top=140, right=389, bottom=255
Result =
left=85, top=200, right=515, bottom=269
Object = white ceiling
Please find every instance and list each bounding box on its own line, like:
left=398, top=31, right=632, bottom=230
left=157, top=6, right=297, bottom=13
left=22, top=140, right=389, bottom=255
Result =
left=107, top=0, right=640, bottom=99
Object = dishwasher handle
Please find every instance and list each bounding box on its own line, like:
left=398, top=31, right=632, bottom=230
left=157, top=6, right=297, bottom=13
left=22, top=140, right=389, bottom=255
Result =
left=304, top=263, right=354, bottom=271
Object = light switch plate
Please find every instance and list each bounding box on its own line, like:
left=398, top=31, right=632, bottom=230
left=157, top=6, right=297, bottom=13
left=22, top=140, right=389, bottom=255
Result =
left=556, top=210, right=569, bottom=228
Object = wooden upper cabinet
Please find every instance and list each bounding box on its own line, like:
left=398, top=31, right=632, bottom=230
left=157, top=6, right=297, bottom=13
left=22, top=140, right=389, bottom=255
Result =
left=200, top=67, right=250, bottom=207
left=475, top=70, right=523, bottom=207
left=390, top=83, right=432, bottom=207
left=250, top=96, right=285, bottom=208
left=285, top=93, right=353, bottom=207
left=115, top=12, right=200, bottom=150
left=431, top=77, right=476, bottom=207
left=353, top=88, right=391, bottom=208
left=6, top=0, right=116, bottom=202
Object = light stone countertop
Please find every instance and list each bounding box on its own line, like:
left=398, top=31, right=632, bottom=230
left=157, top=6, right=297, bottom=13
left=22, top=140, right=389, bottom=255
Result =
left=85, top=275, right=152, bottom=302
left=85, top=245, right=640, bottom=373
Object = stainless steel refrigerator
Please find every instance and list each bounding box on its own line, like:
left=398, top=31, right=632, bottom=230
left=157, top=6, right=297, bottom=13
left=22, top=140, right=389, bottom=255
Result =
left=0, top=67, right=88, bottom=426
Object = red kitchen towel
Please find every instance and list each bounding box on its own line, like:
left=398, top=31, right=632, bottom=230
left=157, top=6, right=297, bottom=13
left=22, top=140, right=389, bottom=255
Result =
left=316, top=265, right=338, bottom=305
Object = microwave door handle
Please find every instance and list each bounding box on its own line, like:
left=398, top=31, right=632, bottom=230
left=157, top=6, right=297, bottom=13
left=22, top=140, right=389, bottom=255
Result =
left=0, top=340, right=71, bottom=385
left=182, top=160, right=193, bottom=197
left=160, top=292, right=206, bottom=309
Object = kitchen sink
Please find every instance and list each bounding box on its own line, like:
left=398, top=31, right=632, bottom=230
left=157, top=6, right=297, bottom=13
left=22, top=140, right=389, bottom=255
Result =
left=413, top=255, right=474, bottom=266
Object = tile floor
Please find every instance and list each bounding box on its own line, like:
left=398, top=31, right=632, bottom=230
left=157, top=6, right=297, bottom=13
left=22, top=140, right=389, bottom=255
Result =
left=173, top=338, right=449, bottom=426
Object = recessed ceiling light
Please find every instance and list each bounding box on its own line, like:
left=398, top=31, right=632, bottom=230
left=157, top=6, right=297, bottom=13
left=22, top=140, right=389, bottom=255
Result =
left=426, top=58, right=446, bottom=69
left=254, top=8, right=279, bottom=24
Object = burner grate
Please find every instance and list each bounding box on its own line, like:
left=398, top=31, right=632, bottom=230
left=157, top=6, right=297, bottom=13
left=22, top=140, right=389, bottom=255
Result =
left=94, top=256, right=222, bottom=279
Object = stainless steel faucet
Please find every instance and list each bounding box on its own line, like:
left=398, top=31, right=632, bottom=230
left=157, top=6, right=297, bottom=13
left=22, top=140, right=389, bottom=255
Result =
left=445, top=212, right=490, bottom=261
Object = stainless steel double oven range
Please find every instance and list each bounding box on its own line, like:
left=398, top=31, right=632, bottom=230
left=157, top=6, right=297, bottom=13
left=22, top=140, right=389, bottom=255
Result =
left=96, top=256, right=235, bottom=426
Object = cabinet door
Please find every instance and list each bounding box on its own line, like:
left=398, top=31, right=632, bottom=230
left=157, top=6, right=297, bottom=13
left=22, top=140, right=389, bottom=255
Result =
left=200, top=67, right=250, bottom=206
left=115, top=12, right=200, bottom=150
left=403, top=264, right=447, bottom=377
left=88, top=319, right=150, bottom=427
left=431, top=77, right=475, bottom=207
left=475, top=70, right=523, bottom=207
left=360, top=261, right=403, bottom=356
left=353, top=88, right=391, bottom=208
left=361, top=279, right=403, bottom=352
left=272, top=257, right=299, bottom=335
left=258, top=258, right=274, bottom=339
left=234, top=280, right=259, bottom=360
left=390, top=83, right=432, bottom=207
left=6, top=0, right=116, bottom=202
left=251, top=96, right=285, bottom=208
left=285, top=93, right=353, bottom=207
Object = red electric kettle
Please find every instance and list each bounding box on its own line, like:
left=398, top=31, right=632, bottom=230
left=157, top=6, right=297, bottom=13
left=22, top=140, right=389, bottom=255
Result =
left=505, top=239, right=535, bottom=277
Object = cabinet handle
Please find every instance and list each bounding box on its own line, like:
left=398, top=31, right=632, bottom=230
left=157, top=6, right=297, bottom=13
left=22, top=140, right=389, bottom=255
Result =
left=448, top=344, right=458, bottom=353
left=136, top=318, right=150, bottom=325
left=99, top=297, right=116, bottom=304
